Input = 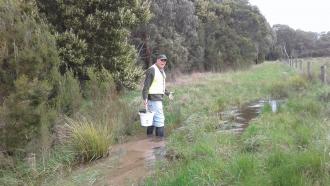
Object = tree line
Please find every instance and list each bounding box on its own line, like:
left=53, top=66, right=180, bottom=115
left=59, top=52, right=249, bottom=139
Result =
left=132, top=0, right=273, bottom=72
left=0, top=0, right=329, bottom=155
left=267, top=24, right=330, bottom=60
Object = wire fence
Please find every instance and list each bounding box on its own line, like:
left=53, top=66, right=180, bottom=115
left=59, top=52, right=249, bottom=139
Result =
left=283, top=57, right=329, bottom=85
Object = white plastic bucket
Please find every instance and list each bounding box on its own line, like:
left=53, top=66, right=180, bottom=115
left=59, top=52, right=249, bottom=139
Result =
left=139, top=111, right=154, bottom=127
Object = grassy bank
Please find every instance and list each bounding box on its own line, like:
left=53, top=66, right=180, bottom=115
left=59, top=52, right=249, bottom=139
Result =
left=144, top=62, right=330, bottom=185
left=2, top=61, right=328, bottom=185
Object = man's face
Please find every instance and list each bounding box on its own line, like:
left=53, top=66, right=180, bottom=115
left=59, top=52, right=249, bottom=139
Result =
left=156, top=58, right=167, bottom=69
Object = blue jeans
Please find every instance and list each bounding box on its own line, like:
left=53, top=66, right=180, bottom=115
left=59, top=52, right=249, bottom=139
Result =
left=147, top=100, right=164, bottom=127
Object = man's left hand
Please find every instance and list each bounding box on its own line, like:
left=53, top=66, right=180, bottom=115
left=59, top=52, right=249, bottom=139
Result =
left=169, top=92, right=174, bottom=100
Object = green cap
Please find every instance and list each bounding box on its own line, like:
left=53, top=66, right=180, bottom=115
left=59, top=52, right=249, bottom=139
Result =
left=157, top=54, right=167, bottom=60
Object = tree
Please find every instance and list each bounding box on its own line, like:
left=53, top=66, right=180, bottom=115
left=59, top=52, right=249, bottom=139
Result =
left=132, top=0, right=199, bottom=72
left=195, top=0, right=273, bottom=70
left=0, top=0, right=62, bottom=153
left=269, top=25, right=330, bottom=60
left=37, top=0, right=151, bottom=90
left=314, top=32, right=330, bottom=56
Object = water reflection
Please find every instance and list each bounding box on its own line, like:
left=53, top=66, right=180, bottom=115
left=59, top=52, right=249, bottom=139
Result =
left=218, top=99, right=283, bottom=133
left=270, top=100, right=278, bottom=112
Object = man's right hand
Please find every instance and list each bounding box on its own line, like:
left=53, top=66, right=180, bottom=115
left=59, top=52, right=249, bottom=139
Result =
left=144, top=99, right=148, bottom=108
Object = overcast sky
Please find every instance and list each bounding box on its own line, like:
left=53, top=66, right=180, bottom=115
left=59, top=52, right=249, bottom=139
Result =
left=248, top=0, right=330, bottom=33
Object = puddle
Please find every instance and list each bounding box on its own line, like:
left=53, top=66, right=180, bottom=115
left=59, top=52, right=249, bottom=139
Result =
left=217, top=99, right=282, bottom=134
left=102, top=137, right=166, bottom=186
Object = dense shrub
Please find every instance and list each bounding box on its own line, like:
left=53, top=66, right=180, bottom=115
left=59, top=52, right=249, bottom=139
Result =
left=37, top=0, right=151, bottom=90
left=0, top=0, right=61, bottom=153
left=55, top=72, right=83, bottom=116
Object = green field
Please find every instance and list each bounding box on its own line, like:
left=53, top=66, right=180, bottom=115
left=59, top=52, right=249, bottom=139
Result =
left=143, top=62, right=330, bottom=185
left=61, top=61, right=330, bottom=185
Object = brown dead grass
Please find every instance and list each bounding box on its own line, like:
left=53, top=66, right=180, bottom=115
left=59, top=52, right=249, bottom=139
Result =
left=167, top=72, right=217, bottom=87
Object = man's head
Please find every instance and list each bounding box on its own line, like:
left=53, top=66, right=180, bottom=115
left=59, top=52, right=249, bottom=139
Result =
left=155, top=54, right=167, bottom=69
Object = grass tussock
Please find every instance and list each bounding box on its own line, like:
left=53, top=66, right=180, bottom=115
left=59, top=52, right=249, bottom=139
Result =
left=269, top=75, right=308, bottom=98
left=267, top=150, right=326, bottom=186
left=65, top=117, right=112, bottom=162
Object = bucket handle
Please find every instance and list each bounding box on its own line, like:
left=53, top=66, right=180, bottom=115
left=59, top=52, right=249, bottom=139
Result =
left=145, top=100, right=149, bottom=113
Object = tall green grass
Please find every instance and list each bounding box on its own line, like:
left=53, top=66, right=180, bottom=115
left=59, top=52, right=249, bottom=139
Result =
left=0, top=148, right=75, bottom=186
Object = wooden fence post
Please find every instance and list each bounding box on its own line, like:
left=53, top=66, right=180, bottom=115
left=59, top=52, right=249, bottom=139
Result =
left=320, top=65, right=327, bottom=83
left=307, top=62, right=312, bottom=79
left=292, top=58, right=295, bottom=68
left=290, top=58, right=293, bottom=67
left=288, top=59, right=291, bottom=67
left=292, top=59, right=295, bottom=68
left=299, top=60, right=303, bottom=71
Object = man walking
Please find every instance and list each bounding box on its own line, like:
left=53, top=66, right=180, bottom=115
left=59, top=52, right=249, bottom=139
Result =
left=142, top=54, right=173, bottom=137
